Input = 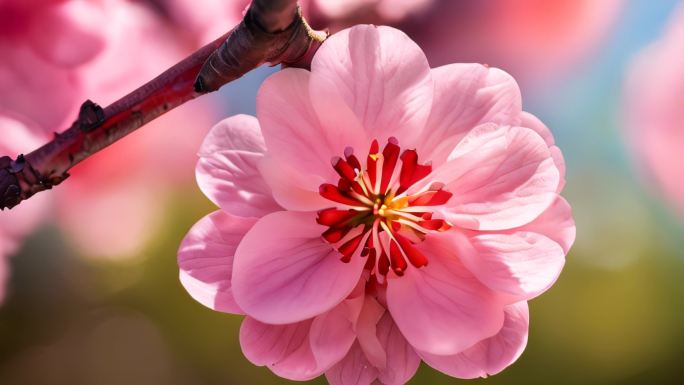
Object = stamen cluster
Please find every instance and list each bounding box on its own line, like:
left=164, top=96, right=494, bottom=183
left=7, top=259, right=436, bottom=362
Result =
left=318, top=138, right=452, bottom=277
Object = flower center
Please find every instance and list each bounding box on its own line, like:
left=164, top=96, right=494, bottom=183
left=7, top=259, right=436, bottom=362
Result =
left=317, top=138, right=452, bottom=278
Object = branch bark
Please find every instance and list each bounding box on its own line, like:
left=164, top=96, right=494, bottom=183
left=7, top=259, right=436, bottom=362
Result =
left=1, top=0, right=326, bottom=210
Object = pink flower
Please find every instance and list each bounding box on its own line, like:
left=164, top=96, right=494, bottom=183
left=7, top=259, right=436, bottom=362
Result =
left=179, top=25, right=574, bottom=383
left=625, top=6, right=684, bottom=217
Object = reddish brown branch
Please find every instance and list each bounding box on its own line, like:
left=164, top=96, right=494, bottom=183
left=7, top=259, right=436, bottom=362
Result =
left=1, top=0, right=326, bottom=210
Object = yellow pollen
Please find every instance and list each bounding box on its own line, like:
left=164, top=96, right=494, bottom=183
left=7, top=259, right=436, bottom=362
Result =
left=369, top=153, right=379, bottom=161
left=378, top=204, right=389, bottom=217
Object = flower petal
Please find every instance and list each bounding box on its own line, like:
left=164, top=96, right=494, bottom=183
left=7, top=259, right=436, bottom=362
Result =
left=420, top=64, right=522, bottom=166
left=355, top=295, right=388, bottom=369
left=448, top=196, right=573, bottom=301
left=309, top=299, right=359, bottom=371
left=422, top=124, right=560, bottom=231
left=232, top=211, right=367, bottom=324
left=310, top=25, right=433, bottom=147
left=256, top=68, right=366, bottom=192
left=326, top=342, right=379, bottom=385
left=517, top=196, right=576, bottom=254
left=520, top=111, right=566, bottom=192
left=386, top=235, right=506, bottom=355
left=258, top=155, right=331, bottom=212
left=196, top=114, right=280, bottom=217
left=240, top=317, right=323, bottom=381
left=376, top=312, right=421, bottom=385
left=177, top=210, right=257, bottom=314
left=457, top=229, right=565, bottom=300
left=419, top=301, right=529, bottom=379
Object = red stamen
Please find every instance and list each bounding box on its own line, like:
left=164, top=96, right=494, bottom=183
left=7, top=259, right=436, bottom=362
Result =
left=344, top=147, right=362, bottom=171
left=364, top=248, right=377, bottom=270
left=380, top=138, right=400, bottom=193
left=332, top=157, right=356, bottom=181
left=338, top=232, right=367, bottom=263
left=378, top=250, right=390, bottom=276
left=394, top=233, right=429, bottom=268
left=322, top=226, right=352, bottom=243
left=408, top=189, right=453, bottom=206
left=389, top=240, right=408, bottom=275
left=418, top=219, right=451, bottom=231
left=317, top=208, right=358, bottom=226
left=398, top=149, right=432, bottom=194
left=367, top=139, right=379, bottom=186
left=319, top=184, right=361, bottom=206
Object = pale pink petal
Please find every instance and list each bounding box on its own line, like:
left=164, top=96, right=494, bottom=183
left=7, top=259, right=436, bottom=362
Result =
left=420, top=302, right=529, bottom=379
left=520, top=111, right=566, bottom=192
left=420, top=124, right=559, bottom=231
left=310, top=300, right=359, bottom=370
left=232, top=211, right=367, bottom=324
left=517, top=196, right=576, bottom=254
left=310, top=25, right=433, bottom=147
left=421, top=64, right=522, bottom=166
left=196, top=114, right=280, bottom=217
left=376, top=313, right=421, bottom=385
left=28, top=1, right=106, bottom=67
left=256, top=68, right=366, bottom=196
left=326, top=342, right=378, bottom=385
left=258, top=155, right=331, bottom=212
left=355, top=295, right=387, bottom=369
left=177, top=210, right=257, bottom=314
left=456, top=229, right=565, bottom=300
left=240, top=317, right=323, bottom=381
left=452, top=198, right=573, bottom=300
left=386, top=235, right=506, bottom=356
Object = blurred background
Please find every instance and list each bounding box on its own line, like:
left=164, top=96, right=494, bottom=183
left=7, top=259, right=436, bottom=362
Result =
left=1, top=0, right=684, bottom=384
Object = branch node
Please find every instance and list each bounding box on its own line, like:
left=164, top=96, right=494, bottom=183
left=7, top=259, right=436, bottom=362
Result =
left=1, top=156, right=21, bottom=210
left=77, top=100, right=105, bottom=132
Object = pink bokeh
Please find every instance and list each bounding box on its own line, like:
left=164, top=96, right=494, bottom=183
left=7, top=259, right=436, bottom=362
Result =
left=0, top=0, right=221, bottom=287
left=625, top=5, right=684, bottom=216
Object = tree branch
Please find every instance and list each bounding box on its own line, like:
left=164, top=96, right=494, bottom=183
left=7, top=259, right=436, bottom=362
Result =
left=1, top=0, right=326, bottom=210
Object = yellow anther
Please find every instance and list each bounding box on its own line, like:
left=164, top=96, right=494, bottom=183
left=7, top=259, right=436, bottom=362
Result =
left=378, top=204, right=389, bottom=217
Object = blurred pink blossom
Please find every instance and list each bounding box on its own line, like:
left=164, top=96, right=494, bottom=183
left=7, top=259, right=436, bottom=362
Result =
left=405, top=0, right=623, bottom=88
left=625, top=6, right=684, bottom=216
left=139, top=0, right=250, bottom=46
left=0, top=0, right=107, bottom=130
left=53, top=0, right=218, bottom=259
left=1, top=0, right=217, bottom=270
left=309, top=0, right=432, bottom=26
left=178, top=25, right=575, bottom=382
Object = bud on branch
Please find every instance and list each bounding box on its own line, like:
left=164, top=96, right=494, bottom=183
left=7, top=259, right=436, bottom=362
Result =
left=1, top=0, right=326, bottom=210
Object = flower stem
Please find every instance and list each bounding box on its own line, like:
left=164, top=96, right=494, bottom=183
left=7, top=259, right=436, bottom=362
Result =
left=0, top=0, right=326, bottom=210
